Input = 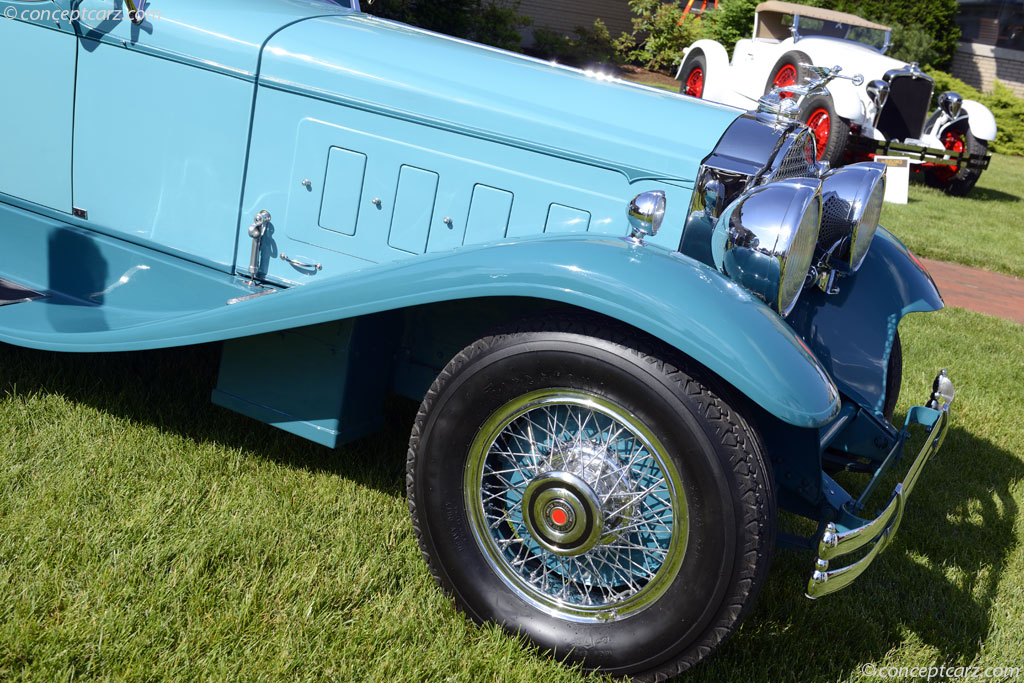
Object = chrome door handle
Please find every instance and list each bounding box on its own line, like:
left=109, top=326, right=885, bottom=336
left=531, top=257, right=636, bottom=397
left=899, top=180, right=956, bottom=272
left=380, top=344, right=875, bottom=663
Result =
left=280, top=254, right=322, bottom=271
left=247, top=210, right=272, bottom=284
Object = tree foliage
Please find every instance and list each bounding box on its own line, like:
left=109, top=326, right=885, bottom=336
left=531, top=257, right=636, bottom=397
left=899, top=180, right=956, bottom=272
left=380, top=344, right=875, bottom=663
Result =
left=361, top=0, right=531, bottom=52
left=614, top=0, right=705, bottom=71
left=793, top=0, right=960, bottom=69
left=702, top=0, right=761, bottom=57
left=531, top=20, right=620, bottom=68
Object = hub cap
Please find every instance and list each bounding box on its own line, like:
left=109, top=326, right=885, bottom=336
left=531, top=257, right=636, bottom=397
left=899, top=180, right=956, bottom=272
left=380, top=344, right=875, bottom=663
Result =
left=465, top=390, right=688, bottom=622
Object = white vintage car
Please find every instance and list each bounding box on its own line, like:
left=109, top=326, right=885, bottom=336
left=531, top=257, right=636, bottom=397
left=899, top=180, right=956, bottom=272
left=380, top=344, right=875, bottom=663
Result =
left=676, top=0, right=997, bottom=196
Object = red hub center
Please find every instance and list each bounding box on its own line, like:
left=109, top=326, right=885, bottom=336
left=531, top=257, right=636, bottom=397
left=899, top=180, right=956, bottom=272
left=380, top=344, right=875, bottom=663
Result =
left=550, top=507, right=569, bottom=527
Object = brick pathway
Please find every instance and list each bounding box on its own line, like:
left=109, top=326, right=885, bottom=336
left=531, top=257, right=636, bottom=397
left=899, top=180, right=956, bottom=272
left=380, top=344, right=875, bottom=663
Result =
left=921, top=258, right=1024, bottom=325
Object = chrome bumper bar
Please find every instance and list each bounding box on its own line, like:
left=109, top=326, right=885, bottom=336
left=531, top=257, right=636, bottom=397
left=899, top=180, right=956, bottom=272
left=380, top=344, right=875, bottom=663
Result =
left=850, top=138, right=992, bottom=170
left=806, top=370, right=955, bottom=599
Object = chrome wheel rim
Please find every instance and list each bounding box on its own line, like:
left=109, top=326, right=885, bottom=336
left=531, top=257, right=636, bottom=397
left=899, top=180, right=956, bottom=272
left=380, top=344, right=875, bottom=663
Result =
left=465, top=389, right=688, bottom=622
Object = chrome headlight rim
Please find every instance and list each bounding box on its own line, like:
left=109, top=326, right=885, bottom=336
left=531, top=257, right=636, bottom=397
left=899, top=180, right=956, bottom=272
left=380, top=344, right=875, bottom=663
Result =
left=712, top=177, right=823, bottom=316
left=819, top=162, right=886, bottom=273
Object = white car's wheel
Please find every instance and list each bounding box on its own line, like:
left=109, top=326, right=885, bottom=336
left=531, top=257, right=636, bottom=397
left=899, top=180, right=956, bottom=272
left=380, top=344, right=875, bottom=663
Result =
left=925, top=127, right=987, bottom=197
left=799, top=94, right=848, bottom=166
left=678, top=50, right=706, bottom=98
left=764, top=50, right=810, bottom=96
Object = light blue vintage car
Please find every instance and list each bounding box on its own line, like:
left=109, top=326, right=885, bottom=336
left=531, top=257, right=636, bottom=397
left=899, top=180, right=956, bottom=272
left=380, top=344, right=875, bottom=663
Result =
left=0, top=0, right=956, bottom=678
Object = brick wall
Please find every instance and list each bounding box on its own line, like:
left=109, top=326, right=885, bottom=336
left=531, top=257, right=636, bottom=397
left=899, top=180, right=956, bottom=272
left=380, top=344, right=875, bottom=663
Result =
left=952, top=41, right=1024, bottom=97
left=513, top=0, right=635, bottom=40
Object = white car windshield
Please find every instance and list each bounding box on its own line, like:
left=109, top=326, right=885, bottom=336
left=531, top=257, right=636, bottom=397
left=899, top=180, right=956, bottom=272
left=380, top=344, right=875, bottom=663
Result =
left=792, top=15, right=890, bottom=51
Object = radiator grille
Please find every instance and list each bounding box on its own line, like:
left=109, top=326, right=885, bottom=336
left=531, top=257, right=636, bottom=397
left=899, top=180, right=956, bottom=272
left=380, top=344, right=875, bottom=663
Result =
left=772, top=131, right=817, bottom=181
left=877, top=74, right=934, bottom=142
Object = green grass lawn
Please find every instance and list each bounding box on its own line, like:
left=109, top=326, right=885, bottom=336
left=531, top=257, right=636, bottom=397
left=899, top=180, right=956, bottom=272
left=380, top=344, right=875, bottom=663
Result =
left=1, top=305, right=1022, bottom=681
left=882, top=154, right=1024, bottom=279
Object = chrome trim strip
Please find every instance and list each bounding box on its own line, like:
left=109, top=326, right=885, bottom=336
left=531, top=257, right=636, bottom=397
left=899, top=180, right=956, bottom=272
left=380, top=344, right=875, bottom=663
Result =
left=806, top=372, right=954, bottom=598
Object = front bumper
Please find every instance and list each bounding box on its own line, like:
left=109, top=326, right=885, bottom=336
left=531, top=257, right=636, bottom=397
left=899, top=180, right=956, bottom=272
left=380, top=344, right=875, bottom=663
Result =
left=806, top=371, right=955, bottom=599
left=849, top=137, right=992, bottom=171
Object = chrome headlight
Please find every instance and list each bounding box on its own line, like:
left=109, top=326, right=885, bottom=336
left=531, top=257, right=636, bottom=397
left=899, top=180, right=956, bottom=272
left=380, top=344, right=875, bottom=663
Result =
left=866, top=79, right=890, bottom=126
left=627, top=191, right=667, bottom=241
left=711, top=177, right=822, bottom=316
left=818, top=162, right=886, bottom=273
left=938, top=91, right=964, bottom=118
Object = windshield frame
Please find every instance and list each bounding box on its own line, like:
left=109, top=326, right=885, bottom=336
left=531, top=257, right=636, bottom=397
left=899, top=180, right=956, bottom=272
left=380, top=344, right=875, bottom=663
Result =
left=792, top=13, right=892, bottom=54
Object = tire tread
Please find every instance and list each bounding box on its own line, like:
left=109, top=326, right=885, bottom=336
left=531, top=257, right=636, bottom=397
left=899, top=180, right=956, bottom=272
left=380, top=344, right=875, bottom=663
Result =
left=406, top=312, right=776, bottom=680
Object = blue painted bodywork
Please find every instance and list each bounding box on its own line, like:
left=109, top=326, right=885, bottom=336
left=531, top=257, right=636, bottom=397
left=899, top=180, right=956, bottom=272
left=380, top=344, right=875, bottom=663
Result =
left=789, top=228, right=943, bottom=418
left=0, top=13, right=76, bottom=211
left=0, top=199, right=838, bottom=430
left=0, top=1, right=943, bottom=514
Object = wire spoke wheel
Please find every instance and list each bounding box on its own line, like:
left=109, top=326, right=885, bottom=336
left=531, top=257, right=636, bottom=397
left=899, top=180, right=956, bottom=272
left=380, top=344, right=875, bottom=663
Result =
left=465, top=389, right=687, bottom=621
left=932, top=130, right=966, bottom=183
left=925, top=126, right=987, bottom=196
left=408, top=314, right=776, bottom=678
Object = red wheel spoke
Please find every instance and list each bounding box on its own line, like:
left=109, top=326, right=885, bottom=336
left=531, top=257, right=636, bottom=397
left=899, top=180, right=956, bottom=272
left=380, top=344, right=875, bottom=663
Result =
left=933, top=130, right=966, bottom=182
left=806, top=108, right=830, bottom=161
left=773, top=64, right=797, bottom=98
left=685, top=67, right=704, bottom=98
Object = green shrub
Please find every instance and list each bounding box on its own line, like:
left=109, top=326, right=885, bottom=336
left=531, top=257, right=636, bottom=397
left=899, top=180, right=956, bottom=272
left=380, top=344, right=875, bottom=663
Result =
left=888, top=23, right=939, bottom=67
left=531, top=19, right=619, bottom=67
left=615, top=0, right=705, bottom=71
left=470, top=2, right=532, bottom=52
left=926, top=69, right=1024, bottom=156
left=702, top=0, right=760, bottom=57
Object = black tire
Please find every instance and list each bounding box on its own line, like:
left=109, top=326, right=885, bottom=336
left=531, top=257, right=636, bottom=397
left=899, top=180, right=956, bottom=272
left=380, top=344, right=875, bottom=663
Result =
left=883, top=332, right=903, bottom=422
left=799, top=93, right=848, bottom=167
left=407, top=312, right=776, bottom=680
left=925, top=127, right=987, bottom=197
left=678, top=49, right=707, bottom=98
left=764, top=50, right=811, bottom=95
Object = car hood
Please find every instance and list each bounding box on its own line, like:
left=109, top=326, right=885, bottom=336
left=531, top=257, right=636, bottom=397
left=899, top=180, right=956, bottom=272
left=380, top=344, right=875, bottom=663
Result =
left=258, top=14, right=743, bottom=183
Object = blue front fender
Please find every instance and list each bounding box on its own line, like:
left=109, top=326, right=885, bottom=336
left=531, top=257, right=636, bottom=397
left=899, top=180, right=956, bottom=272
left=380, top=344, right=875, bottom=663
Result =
left=0, top=230, right=840, bottom=429
left=787, top=227, right=944, bottom=417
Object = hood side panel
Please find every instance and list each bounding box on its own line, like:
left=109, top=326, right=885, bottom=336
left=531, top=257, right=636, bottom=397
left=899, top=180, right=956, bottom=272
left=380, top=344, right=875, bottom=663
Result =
left=258, top=15, right=741, bottom=183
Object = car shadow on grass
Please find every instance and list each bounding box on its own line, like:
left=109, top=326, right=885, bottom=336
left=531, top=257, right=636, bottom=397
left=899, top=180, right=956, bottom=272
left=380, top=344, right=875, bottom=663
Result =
left=2, top=344, right=1021, bottom=682
left=0, top=342, right=414, bottom=498
left=684, top=424, right=1023, bottom=682
left=966, top=186, right=1021, bottom=203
